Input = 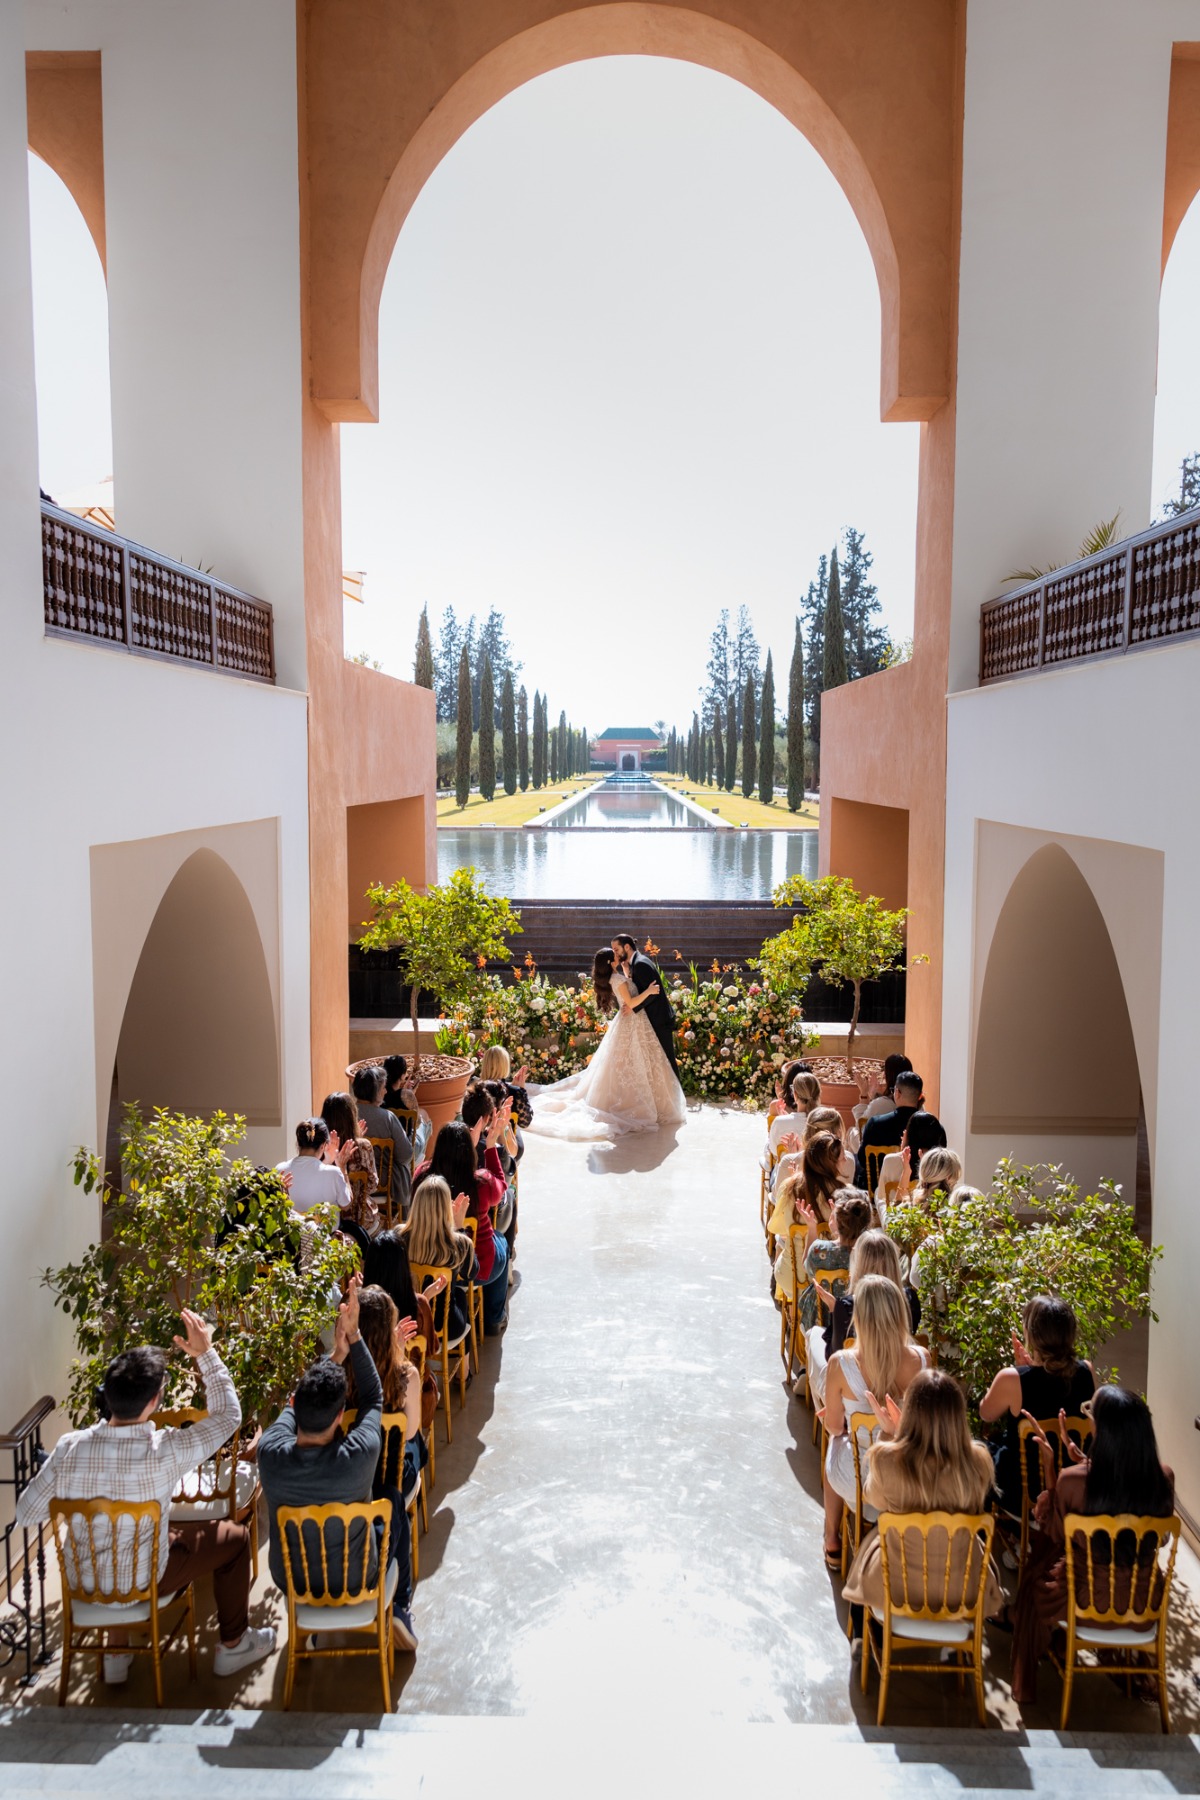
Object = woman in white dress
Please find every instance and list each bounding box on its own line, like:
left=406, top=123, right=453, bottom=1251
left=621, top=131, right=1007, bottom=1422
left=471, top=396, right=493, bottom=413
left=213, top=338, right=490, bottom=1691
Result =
left=526, top=948, right=687, bottom=1141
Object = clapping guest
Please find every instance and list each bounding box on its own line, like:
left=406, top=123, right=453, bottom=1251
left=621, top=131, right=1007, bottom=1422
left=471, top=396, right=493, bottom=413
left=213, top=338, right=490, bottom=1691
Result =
left=842, top=1369, right=1001, bottom=1624
left=805, top=1228, right=921, bottom=1408
left=767, top=1134, right=845, bottom=1301
left=259, top=1274, right=416, bottom=1653
left=979, top=1295, right=1095, bottom=1515
left=478, top=1045, right=534, bottom=1130
left=766, top=1060, right=813, bottom=1128
left=1010, top=1386, right=1173, bottom=1705
left=321, top=1091, right=379, bottom=1233
left=418, top=1103, right=509, bottom=1335
left=276, top=1118, right=353, bottom=1214
left=344, top=1285, right=424, bottom=1503
left=821, top=1275, right=929, bottom=1568
left=363, top=1229, right=445, bottom=1354
left=353, top=1065, right=413, bottom=1221
left=382, top=1056, right=419, bottom=1120
left=767, top=1070, right=821, bottom=1155
left=798, top=1189, right=872, bottom=1334
left=401, top=1175, right=476, bottom=1347
left=853, top=1071, right=946, bottom=1192
left=860, top=1054, right=914, bottom=1124
left=775, top=1106, right=855, bottom=1190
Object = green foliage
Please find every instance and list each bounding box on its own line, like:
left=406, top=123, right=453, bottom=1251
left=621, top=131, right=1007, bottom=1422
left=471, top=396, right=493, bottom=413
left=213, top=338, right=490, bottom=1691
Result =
left=413, top=606, right=434, bottom=689
left=359, top=867, right=522, bottom=1067
left=1160, top=452, right=1200, bottom=521
left=48, top=1108, right=357, bottom=1429
left=762, top=873, right=920, bottom=1071
left=448, top=961, right=815, bottom=1100
left=787, top=618, right=805, bottom=811
left=455, top=645, right=472, bottom=808
left=1005, top=514, right=1122, bottom=584
left=517, top=685, right=530, bottom=791
left=501, top=671, right=517, bottom=796
left=725, top=691, right=738, bottom=791
left=741, top=674, right=757, bottom=799
left=758, top=651, right=775, bottom=805
left=532, top=692, right=544, bottom=789
left=478, top=655, right=496, bottom=802
left=434, top=1020, right=476, bottom=1057
left=886, top=1161, right=1159, bottom=1409
left=822, top=546, right=849, bottom=695
left=713, top=712, right=726, bottom=789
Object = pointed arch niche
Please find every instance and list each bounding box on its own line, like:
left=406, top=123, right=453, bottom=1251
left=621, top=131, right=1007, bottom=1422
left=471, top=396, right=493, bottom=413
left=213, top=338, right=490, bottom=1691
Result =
left=968, top=830, right=1163, bottom=1220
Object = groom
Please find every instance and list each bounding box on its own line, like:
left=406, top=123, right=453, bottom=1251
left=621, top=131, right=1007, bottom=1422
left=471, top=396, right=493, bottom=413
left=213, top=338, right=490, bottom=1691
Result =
left=611, top=933, right=679, bottom=1076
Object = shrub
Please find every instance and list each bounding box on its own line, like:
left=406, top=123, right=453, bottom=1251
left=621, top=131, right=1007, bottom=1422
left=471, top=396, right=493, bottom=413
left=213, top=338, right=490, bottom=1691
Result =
left=47, top=1106, right=358, bottom=1428
left=887, top=1159, right=1158, bottom=1408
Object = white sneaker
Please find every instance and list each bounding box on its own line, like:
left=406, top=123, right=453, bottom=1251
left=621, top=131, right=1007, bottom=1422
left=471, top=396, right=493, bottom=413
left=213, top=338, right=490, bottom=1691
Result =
left=213, top=1625, right=276, bottom=1676
left=103, top=1652, right=133, bottom=1685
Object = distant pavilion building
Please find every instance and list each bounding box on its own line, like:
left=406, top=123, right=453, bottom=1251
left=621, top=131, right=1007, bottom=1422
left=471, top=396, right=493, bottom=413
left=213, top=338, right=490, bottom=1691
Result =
left=593, top=726, right=663, bottom=772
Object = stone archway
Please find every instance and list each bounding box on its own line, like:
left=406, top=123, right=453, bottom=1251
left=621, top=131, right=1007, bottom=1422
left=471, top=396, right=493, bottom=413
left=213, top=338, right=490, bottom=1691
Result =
left=621, top=753, right=637, bottom=771
left=970, top=843, right=1143, bottom=1214
left=108, top=848, right=281, bottom=1174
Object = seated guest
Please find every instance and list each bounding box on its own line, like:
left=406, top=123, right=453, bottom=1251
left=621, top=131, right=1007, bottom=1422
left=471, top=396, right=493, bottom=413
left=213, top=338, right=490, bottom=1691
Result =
left=276, top=1117, right=353, bottom=1214
left=767, top=1134, right=845, bottom=1299
left=16, top=1310, right=274, bottom=1682
left=822, top=1275, right=929, bottom=1568
left=796, top=1188, right=872, bottom=1336
left=363, top=1229, right=446, bottom=1352
left=416, top=1104, right=509, bottom=1335
left=478, top=1044, right=533, bottom=1130
left=259, top=1274, right=416, bottom=1652
left=805, top=1228, right=921, bottom=1406
left=352, top=1065, right=413, bottom=1221
left=842, top=1368, right=1001, bottom=1624
left=1010, top=1386, right=1173, bottom=1705
left=767, top=1059, right=811, bottom=1128
left=401, top=1175, right=476, bottom=1347
left=344, top=1285, right=424, bottom=1501
left=768, top=1070, right=821, bottom=1155
left=912, top=1146, right=962, bottom=1207
left=382, top=1055, right=420, bottom=1121
left=321, top=1091, right=379, bottom=1234
left=979, top=1295, right=1095, bottom=1515
left=775, top=1105, right=855, bottom=1190
left=860, top=1053, right=914, bottom=1124
left=480, top=1079, right=519, bottom=1244
left=854, top=1071, right=946, bottom=1191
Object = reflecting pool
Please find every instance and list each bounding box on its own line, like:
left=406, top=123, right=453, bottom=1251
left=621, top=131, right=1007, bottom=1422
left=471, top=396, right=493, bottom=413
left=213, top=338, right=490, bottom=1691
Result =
left=438, top=824, right=818, bottom=900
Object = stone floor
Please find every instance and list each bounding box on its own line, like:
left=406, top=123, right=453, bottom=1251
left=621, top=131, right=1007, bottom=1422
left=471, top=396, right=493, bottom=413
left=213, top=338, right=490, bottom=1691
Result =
left=4, top=1104, right=1199, bottom=1779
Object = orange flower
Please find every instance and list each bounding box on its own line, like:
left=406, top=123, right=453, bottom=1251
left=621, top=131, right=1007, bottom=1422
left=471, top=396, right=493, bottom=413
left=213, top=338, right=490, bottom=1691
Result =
left=476, top=954, right=487, bottom=968
left=644, top=937, right=660, bottom=956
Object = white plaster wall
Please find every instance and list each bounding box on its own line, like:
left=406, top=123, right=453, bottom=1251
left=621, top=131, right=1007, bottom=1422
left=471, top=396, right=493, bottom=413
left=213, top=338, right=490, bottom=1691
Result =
left=949, top=0, right=1200, bottom=694
left=24, top=0, right=306, bottom=688
left=943, top=642, right=1200, bottom=1521
left=0, top=9, right=312, bottom=1438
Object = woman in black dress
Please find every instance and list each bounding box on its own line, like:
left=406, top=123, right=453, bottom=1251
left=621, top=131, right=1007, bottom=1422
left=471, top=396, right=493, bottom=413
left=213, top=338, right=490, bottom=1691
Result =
left=978, top=1294, right=1095, bottom=1514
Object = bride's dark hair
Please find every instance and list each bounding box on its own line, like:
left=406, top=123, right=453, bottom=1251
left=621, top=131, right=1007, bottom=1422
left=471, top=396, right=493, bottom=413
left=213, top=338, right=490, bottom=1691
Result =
left=592, top=947, right=616, bottom=1013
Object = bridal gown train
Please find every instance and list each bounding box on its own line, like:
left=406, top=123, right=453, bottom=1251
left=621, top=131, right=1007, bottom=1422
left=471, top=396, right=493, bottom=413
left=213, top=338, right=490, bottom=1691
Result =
left=526, top=972, right=687, bottom=1141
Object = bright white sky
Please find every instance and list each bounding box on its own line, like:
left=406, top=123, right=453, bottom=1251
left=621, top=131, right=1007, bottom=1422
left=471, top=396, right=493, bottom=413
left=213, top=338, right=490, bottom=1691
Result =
left=28, top=54, right=1200, bottom=725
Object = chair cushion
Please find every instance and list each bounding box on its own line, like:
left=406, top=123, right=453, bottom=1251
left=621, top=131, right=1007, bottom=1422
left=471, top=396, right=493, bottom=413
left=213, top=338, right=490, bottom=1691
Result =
left=296, top=1556, right=398, bottom=1633
left=71, top=1599, right=152, bottom=1626
left=889, top=1615, right=973, bottom=1645
left=1074, top=1621, right=1158, bottom=1649
left=171, top=1461, right=260, bottom=1522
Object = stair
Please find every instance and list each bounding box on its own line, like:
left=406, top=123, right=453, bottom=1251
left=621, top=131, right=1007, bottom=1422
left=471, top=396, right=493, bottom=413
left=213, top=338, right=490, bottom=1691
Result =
left=3, top=1708, right=1199, bottom=1796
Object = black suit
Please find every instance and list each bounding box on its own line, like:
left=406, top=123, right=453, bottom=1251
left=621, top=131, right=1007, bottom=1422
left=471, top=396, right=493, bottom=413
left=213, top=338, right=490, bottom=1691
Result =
left=626, top=950, right=679, bottom=1076
left=853, top=1104, right=946, bottom=1190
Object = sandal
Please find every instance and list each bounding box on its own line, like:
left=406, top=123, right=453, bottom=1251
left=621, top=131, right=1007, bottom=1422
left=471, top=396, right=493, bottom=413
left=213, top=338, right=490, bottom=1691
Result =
left=824, top=1544, right=842, bottom=1571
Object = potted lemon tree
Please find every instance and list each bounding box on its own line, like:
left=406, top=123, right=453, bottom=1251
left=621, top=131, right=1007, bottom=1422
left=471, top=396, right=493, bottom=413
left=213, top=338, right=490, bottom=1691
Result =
left=357, top=868, right=521, bottom=1142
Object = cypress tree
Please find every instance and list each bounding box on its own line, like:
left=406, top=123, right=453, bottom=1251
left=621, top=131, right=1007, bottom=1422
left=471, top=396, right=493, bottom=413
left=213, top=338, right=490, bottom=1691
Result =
left=501, top=670, right=517, bottom=795
left=741, top=673, right=757, bottom=799
left=455, top=644, right=472, bottom=808
left=532, top=691, right=544, bottom=788
left=787, top=618, right=805, bottom=811
left=413, top=605, right=434, bottom=690
left=704, top=730, right=713, bottom=785
left=580, top=726, right=588, bottom=770
left=479, top=655, right=496, bottom=801
left=542, top=701, right=551, bottom=785
left=559, top=711, right=568, bottom=779
left=518, top=685, right=530, bottom=790
left=725, top=691, right=738, bottom=790
left=713, top=712, right=725, bottom=789
left=759, top=650, right=775, bottom=806
left=818, top=547, right=849, bottom=786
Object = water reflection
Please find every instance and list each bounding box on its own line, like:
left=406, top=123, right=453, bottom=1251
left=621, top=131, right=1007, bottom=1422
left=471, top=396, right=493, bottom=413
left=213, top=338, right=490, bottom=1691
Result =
left=438, top=826, right=818, bottom=900
left=545, top=782, right=713, bottom=829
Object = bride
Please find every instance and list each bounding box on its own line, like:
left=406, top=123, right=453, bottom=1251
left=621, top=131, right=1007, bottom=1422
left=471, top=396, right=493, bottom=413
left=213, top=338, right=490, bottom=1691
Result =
left=526, top=948, right=687, bottom=1140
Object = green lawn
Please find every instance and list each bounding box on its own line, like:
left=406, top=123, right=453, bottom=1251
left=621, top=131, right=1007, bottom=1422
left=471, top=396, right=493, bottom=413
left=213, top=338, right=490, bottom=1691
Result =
left=656, top=774, right=818, bottom=831
left=437, top=774, right=604, bottom=828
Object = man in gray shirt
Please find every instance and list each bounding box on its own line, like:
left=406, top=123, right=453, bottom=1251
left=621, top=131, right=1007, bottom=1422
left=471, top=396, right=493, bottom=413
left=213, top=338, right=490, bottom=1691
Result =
left=352, top=1065, right=413, bottom=1220
left=259, top=1274, right=415, bottom=1650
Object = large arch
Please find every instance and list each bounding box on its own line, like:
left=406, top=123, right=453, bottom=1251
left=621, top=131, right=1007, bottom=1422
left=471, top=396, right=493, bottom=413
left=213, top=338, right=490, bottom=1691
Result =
left=1163, top=43, right=1200, bottom=276
left=25, top=52, right=106, bottom=273
left=969, top=842, right=1146, bottom=1215
left=302, top=0, right=958, bottom=426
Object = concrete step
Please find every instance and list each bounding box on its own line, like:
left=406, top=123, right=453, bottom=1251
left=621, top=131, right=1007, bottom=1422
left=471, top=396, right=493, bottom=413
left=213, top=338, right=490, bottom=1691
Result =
left=4, top=1708, right=1200, bottom=1798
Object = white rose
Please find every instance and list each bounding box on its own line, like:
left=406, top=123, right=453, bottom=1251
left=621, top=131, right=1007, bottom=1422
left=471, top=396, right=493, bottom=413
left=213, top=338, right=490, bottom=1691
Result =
left=529, top=997, right=547, bottom=1014
left=723, top=985, right=740, bottom=998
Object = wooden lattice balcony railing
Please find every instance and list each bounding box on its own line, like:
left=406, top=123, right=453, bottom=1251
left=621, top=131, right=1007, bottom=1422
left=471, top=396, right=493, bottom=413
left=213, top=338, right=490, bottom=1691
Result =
left=979, top=509, right=1200, bottom=685
left=41, top=502, right=275, bottom=684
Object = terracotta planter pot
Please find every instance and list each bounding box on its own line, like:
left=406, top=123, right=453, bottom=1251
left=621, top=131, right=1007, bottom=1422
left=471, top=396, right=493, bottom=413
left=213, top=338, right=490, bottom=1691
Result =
left=412, top=1058, right=474, bottom=1151
left=819, top=1079, right=863, bottom=1134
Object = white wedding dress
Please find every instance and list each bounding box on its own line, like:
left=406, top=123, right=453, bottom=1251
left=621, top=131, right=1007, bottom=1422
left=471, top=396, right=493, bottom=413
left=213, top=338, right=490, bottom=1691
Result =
left=526, top=971, right=687, bottom=1141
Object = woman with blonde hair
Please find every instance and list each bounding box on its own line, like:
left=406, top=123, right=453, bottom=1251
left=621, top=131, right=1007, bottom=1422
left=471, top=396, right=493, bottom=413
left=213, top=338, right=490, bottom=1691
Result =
left=804, top=1228, right=920, bottom=1407
left=821, top=1274, right=928, bottom=1567
left=400, top=1175, right=476, bottom=1345
left=843, top=1368, right=1001, bottom=1619
left=768, top=1069, right=822, bottom=1155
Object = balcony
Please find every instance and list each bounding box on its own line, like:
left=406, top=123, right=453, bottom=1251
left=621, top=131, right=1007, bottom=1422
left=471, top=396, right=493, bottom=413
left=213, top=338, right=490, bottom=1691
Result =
left=41, top=503, right=275, bottom=684
left=980, top=509, right=1200, bottom=685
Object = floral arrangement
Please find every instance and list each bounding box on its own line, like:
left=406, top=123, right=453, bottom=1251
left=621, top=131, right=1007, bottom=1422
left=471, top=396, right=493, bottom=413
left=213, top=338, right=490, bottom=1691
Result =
left=447, top=950, right=816, bottom=1101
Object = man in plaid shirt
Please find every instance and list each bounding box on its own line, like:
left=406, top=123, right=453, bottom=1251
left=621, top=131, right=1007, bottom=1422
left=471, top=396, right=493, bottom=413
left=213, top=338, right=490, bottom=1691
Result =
left=18, top=1308, right=274, bottom=1684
